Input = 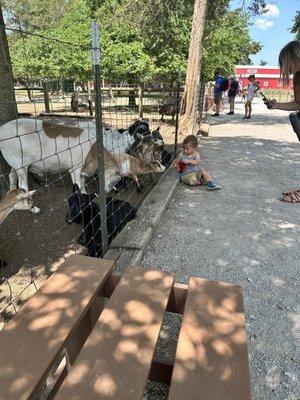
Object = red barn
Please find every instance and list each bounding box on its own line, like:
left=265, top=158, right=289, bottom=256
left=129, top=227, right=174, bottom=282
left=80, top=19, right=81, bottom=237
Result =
left=235, top=65, right=293, bottom=90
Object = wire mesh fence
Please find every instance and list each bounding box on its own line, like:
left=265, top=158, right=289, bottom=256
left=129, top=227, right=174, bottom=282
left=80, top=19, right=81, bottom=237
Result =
left=0, top=21, right=183, bottom=325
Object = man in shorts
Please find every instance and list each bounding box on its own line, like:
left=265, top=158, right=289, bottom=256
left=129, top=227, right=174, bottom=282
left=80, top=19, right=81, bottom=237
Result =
left=227, top=75, right=239, bottom=115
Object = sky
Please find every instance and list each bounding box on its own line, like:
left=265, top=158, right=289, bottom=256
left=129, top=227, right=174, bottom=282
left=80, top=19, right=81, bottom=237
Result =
left=230, top=0, right=300, bottom=66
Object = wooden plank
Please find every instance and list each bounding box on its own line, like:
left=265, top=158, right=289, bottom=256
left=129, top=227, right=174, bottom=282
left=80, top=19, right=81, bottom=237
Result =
left=168, top=278, right=251, bottom=400
left=55, top=266, right=174, bottom=400
left=0, top=255, right=115, bottom=400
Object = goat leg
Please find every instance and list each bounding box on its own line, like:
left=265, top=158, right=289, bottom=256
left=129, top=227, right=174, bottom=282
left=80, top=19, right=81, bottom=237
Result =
left=133, top=176, right=143, bottom=193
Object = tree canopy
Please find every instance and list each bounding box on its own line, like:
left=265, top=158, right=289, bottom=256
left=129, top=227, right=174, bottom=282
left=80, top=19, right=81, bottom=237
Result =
left=202, top=8, right=261, bottom=79
left=3, top=0, right=263, bottom=83
left=290, top=11, right=300, bottom=41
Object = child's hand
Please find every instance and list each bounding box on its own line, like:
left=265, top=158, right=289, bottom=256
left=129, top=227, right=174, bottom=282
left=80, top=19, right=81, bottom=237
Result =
left=177, top=160, right=187, bottom=173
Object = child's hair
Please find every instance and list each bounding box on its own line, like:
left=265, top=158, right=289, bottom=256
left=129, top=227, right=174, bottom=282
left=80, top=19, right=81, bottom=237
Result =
left=279, top=41, right=300, bottom=84
left=248, top=74, right=255, bottom=81
left=183, top=135, right=198, bottom=148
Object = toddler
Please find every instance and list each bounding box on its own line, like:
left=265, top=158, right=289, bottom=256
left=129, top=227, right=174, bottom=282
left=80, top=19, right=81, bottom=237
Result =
left=174, top=135, right=221, bottom=190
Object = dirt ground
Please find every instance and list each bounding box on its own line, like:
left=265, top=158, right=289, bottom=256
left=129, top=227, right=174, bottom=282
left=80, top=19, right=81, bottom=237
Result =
left=0, top=99, right=178, bottom=326
left=142, top=98, right=300, bottom=400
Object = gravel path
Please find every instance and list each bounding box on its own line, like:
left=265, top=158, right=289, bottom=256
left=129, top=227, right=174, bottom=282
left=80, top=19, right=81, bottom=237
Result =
left=142, top=98, right=300, bottom=400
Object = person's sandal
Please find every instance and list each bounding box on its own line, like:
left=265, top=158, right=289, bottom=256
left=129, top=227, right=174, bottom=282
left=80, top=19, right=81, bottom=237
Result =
left=280, top=190, right=300, bottom=203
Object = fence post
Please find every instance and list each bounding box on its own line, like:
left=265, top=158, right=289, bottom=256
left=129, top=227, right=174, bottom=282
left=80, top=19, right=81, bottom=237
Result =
left=91, top=21, right=108, bottom=256
left=174, top=71, right=181, bottom=155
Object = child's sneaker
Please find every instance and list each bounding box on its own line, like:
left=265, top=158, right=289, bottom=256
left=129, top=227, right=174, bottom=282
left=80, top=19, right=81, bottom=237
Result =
left=206, top=181, right=221, bottom=191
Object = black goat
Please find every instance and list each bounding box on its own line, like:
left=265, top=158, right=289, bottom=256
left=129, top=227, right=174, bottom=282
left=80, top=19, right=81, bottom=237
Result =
left=151, top=127, right=173, bottom=167
left=127, top=120, right=151, bottom=138
left=66, top=184, right=137, bottom=257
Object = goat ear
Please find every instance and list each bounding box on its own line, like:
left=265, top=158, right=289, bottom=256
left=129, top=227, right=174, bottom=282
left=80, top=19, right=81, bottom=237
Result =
left=73, top=184, right=80, bottom=193
left=28, top=190, right=36, bottom=196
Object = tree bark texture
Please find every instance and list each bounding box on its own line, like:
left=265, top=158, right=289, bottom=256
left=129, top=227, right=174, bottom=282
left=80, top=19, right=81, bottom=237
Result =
left=179, top=0, right=208, bottom=136
left=0, top=6, right=18, bottom=195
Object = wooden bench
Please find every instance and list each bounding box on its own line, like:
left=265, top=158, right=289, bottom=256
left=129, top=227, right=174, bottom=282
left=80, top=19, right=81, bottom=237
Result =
left=0, top=257, right=251, bottom=400
left=0, top=255, right=115, bottom=400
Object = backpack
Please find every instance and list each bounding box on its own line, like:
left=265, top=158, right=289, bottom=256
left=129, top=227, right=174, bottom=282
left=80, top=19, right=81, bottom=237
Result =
left=228, top=79, right=239, bottom=95
left=220, top=77, right=230, bottom=91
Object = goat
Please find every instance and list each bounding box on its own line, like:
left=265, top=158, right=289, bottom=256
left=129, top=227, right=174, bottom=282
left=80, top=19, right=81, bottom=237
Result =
left=127, top=120, right=151, bottom=138
left=0, top=118, right=138, bottom=206
left=81, top=141, right=165, bottom=193
left=128, top=126, right=173, bottom=168
left=0, top=188, right=36, bottom=267
left=66, top=184, right=137, bottom=257
left=0, top=119, right=163, bottom=212
left=149, top=127, right=173, bottom=167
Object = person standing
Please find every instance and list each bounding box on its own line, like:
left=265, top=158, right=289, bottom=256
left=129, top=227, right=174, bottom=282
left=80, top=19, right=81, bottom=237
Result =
left=243, top=74, right=260, bottom=119
left=268, top=41, right=300, bottom=112
left=212, top=72, right=224, bottom=117
left=227, top=75, right=239, bottom=115
left=266, top=40, right=300, bottom=202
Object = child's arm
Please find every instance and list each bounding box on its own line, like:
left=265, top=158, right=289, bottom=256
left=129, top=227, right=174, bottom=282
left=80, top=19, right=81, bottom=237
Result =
left=186, top=158, right=200, bottom=166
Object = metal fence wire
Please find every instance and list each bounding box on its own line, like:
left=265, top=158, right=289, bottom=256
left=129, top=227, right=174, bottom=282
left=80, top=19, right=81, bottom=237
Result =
left=0, top=22, right=183, bottom=325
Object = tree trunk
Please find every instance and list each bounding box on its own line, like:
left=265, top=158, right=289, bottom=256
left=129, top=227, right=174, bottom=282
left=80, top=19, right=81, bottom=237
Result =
left=25, top=82, right=32, bottom=102
left=128, top=90, right=136, bottom=108
left=60, top=77, right=65, bottom=96
left=108, top=84, right=115, bottom=102
left=138, top=84, right=143, bottom=118
left=42, top=80, right=50, bottom=113
left=179, top=0, right=208, bottom=136
left=0, top=5, right=18, bottom=196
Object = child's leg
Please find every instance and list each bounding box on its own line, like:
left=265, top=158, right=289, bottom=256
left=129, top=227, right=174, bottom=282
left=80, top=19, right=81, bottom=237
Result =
left=200, top=169, right=221, bottom=190
left=181, top=172, right=201, bottom=186
left=200, top=169, right=212, bottom=183
left=248, top=101, right=252, bottom=117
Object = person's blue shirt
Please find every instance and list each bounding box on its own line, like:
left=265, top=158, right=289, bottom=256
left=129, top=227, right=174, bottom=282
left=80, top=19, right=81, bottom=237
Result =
left=214, top=76, right=223, bottom=94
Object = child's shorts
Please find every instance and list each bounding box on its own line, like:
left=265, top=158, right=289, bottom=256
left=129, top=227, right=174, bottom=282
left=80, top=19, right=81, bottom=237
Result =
left=180, top=170, right=207, bottom=186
